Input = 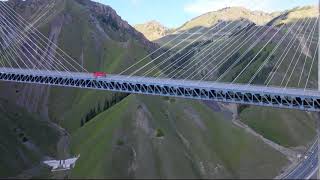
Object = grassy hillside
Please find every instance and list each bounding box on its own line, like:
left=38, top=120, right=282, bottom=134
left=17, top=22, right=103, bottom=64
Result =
left=278, top=6, right=318, bottom=25
left=0, top=0, right=156, bottom=177
left=1, top=0, right=158, bottom=132
left=240, top=107, right=316, bottom=147
left=40, top=0, right=159, bottom=132
left=70, top=95, right=289, bottom=179
left=176, top=7, right=278, bottom=32
left=41, top=3, right=318, bottom=179
left=0, top=98, right=60, bottom=178
left=152, top=14, right=318, bottom=150
left=0, top=1, right=317, bottom=179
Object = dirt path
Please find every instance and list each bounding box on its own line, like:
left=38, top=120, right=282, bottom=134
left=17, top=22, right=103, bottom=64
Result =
left=204, top=102, right=301, bottom=171
left=232, top=117, right=298, bottom=162
left=57, top=133, right=71, bottom=159
left=53, top=121, right=72, bottom=178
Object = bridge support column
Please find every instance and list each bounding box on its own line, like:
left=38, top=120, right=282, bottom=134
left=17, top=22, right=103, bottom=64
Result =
left=318, top=1, right=320, bottom=91
left=318, top=3, right=320, bottom=178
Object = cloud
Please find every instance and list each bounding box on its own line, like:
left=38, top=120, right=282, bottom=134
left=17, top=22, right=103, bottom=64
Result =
left=184, top=0, right=275, bottom=14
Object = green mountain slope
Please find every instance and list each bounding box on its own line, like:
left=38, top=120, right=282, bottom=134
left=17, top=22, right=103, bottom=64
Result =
left=272, top=6, right=318, bottom=25
left=0, top=98, right=60, bottom=178
left=0, top=0, right=317, bottom=179
left=150, top=5, right=318, bottom=154
left=70, top=95, right=288, bottom=179
left=176, top=7, right=279, bottom=32
left=0, top=0, right=158, bottom=132
left=0, top=0, right=156, bottom=177
left=240, top=107, right=316, bottom=147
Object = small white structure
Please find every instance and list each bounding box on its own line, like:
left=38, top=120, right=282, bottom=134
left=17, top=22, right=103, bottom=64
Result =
left=43, top=154, right=80, bottom=172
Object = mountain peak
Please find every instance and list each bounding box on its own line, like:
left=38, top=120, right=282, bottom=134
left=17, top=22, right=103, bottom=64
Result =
left=134, top=20, right=170, bottom=41
left=177, top=6, right=277, bottom=31
left=219, top=6, right=250, bottom=12
left=268, top=5, right=318, bottom=26
left=145, top=20, right=163, bottom=25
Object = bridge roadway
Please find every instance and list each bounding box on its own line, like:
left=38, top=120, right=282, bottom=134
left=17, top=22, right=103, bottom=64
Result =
left=284, top=140, right=318, bottom=179
left=0, top=68, right=320, bottom=111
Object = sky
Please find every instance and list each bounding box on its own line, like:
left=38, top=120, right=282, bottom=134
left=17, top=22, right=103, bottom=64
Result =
left=94, top=0, right=317, bottom=28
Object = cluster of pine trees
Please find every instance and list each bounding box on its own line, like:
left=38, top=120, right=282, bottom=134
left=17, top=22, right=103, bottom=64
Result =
left=80, top=93, right=129, bottom=127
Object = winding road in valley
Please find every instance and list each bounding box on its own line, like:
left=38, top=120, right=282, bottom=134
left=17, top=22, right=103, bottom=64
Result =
left=283, top=140, right=318, bottom=179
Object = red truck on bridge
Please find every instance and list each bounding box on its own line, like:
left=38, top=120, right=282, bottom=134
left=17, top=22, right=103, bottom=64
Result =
left=93, top=72, right=107, bottom=78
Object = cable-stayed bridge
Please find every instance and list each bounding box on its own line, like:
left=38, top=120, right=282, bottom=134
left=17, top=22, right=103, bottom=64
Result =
left=0, top=1, right=319, bottom=179
left=1, top=67, right=320, bottom=112
left=0, top=5, right=319, bottom=111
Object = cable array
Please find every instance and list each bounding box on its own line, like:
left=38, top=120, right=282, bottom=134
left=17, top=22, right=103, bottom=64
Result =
left=0, top=1, right=318, bottom=92
left=133, top=14, right=319, bottom=90
left=0, top=1, right=87, bottom=74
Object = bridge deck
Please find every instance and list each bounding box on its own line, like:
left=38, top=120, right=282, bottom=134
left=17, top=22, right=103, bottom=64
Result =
left=0, top=68, right=319, bottom=111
